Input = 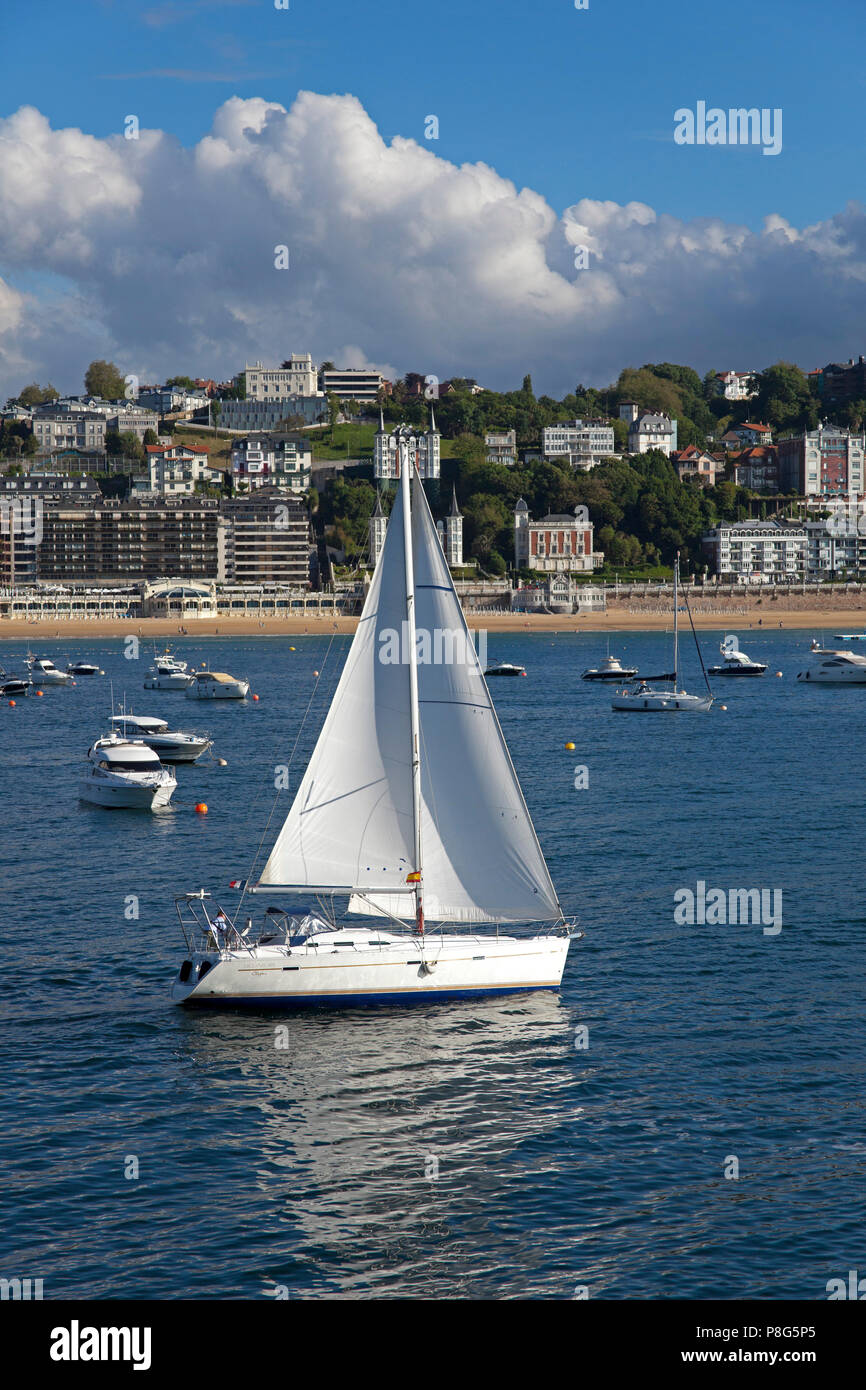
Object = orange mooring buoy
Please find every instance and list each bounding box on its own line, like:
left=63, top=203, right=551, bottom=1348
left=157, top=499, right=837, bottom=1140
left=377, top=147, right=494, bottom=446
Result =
left=195, top=802, right=208, bottom=814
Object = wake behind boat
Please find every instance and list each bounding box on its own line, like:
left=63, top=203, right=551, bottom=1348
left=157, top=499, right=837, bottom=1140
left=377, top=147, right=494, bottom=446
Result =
left=172, top=429, right=576, bottom=1009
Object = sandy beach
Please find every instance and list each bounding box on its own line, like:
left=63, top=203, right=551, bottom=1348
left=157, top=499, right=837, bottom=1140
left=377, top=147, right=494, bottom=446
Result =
left=1, top=605, right=865, bottom=640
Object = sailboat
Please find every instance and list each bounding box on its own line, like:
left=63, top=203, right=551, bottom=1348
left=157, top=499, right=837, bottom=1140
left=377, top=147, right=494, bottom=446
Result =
left=611, top=554, right=714, bottom=712
left=171, top=431, right=576, bottom=1008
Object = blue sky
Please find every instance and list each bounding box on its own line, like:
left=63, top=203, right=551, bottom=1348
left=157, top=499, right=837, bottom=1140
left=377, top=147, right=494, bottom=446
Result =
left=1, top=0, right=861, bottom=229
left=1, top=0, right=865, bottom=397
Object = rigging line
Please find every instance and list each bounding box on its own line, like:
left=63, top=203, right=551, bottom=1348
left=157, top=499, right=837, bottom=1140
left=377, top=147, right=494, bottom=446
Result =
left=682, top=583, right=713, bottom=697
left=236, top=627, right=345, bottom=918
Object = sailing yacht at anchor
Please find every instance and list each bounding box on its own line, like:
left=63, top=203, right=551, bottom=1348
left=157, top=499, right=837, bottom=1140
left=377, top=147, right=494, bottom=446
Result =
left=611, top=554, right=714, bottom=712
left=171, top=429, right=576, bottom=1008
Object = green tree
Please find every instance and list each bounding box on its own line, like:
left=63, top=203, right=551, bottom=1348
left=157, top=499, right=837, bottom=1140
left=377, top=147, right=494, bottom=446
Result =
left=752, top=362, right=818, bottom=434
left=16, top=382, right=59, bottom=406
left=165, top=375, right=196, bottom=390
left=85, top=359, right=127, bottom=399
left=143, top=428, right=158, bottom=446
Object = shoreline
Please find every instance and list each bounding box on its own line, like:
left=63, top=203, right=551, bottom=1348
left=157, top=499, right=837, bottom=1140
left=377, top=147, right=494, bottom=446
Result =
left=1, top=609, right=865, bottom=639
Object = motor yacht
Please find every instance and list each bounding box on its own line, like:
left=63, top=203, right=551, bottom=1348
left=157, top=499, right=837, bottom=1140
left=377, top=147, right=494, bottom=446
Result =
left=582, top=653, right=638, bottom=681
left=144, top=648, right=193, bottom=690
left=81, top=735, right=177, bottom=809
left=796, top=648, right=866, bottom=684
left=67, top=660, right=102, bottom=676
left=484, top=662, right=526, bottom=677
left=0, top=667, right=32, bottom=697
left=110, top=714, right=211, bottom=763
left=185, top=670, right=249, bottom=700
left=707, top=645, right=767, bottom=677
left=26, top=655, right=71, bottom=687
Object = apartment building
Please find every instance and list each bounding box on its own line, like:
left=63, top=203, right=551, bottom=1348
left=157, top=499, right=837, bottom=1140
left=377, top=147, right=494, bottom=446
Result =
left=32, top=410, right=107, bottom=454
left=237, top=356, right=318, bottom=400
left=321, top=368, right=384, bottom=403
left=230, top=434, right=312, bottom=493
left=542, top=419, right=615, bottom=468
left=221, top=489, right=312, bottom=585
left=35, top=497, right=223, bottom=581
left=146, top=443, right=222, bottom=495
left=777, top=424, right=865, bottom=497
left=484, top=429, right=517, bottom=466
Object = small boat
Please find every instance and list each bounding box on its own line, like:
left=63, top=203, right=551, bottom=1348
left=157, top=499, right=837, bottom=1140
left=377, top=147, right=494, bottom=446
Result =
left=612, top=555, right=714, bottom=713
left=707, top=645, right=767, bottom=677
left=171, top=430, right=576, bottom=1010
left=796, top=648, right=866, bottom=684
left=185, top=670, right=249, bottom=700
left=81, top=736, right=177, bottom=809
left=67, top=661, right=102, bottom=676
left=582, top=654, right=638, bottom=682
left=26, top=655, right=71, bottom=687
left=833, top=633, right=866, bottom=641
left=484, top=662, right=526, bottom=678
left=144, top=649, right=193, bottom=690
left=110, top=714, right=212, bottom=763
left=0, top=667, right=32, bottom=697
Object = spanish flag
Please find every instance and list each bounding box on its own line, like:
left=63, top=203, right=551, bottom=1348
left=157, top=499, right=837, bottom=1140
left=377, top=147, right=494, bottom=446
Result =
left=406, top=871, right=421, bottom=883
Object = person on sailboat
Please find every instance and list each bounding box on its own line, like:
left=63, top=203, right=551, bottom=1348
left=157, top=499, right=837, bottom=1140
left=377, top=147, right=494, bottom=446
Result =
left=210, top=910, right=231, bottom=944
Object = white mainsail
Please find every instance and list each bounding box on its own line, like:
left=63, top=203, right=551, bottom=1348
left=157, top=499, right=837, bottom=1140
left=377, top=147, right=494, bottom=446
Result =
left=258, top=455, right=561, bottom=925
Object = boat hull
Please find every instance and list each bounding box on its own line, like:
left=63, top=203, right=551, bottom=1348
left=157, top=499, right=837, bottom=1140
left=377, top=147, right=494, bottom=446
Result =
left=80, top=778, right=175, bottom=809
left=707, top=666, right=766, bottom=677
left=612, top=691, right=713, bottom=712
left=144, top=673, right=192, bottom=690
left=185, top=681, right=249, bottom=700
left=140, top=736, right=210, bottom=762
left=172, top=934, right=572, bottom=1009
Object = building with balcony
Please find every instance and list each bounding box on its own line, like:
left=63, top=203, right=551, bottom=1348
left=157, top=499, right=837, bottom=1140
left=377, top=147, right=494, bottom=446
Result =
left=513, top=499, right=602, bottom=573
left=146, top=443, right=221, bottom=495
left=236, top=357, right=319, bottom=400
left=374, top=411, right=441, bottom=482
left=484, top=429, right=517, bottom=466
left=221, top=489, right=312, bottom=585
left=777, top=425, right=865, bottom=498
left=230, top=434, right=312, bottom=493
left=542, top=419, right=615, bottom=468
left=628, top=412, right=677, bottom=457
left=321, top=368, right=384, bottom=403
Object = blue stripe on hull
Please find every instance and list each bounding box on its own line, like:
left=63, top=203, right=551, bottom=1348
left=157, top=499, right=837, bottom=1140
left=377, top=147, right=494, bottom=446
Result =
left=183, top=984, right=560, bottom=1010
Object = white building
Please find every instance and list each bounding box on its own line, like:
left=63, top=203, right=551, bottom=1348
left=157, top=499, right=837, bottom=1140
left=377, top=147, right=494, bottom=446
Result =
left=32, top=410, right=107, bottom=453
left=702, top=520, right=806, bottom=581
left=374, top=411, right=441, bottom=481
left=436, top=487, right=463, bottom=567
left=485, top=429, right=517, bottom=466
left=230, top=434, right=312, bottom=494
left=146, top=443, right=221, bottom=495
left=368, top=491, right=388, bottom=567
left=713, top=371, right=757, bottom=401
left=237, top=357, right=319, bottom=400
left=322, top=368, right=384, bottom=403
left=542, top=419, right=615, bottom=469
left=628, top=412, right=677, bottom=457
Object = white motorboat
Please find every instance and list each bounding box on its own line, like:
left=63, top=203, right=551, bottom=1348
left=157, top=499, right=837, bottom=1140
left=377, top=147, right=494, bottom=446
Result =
left=484, top=662, right=526, bottom=678
left=26, top=655, right=71, bottom=687
left=707, top=644, right=767, bottom=677
left=81, top=736, right=177, bottom=809
left=185, top=670, right=249, bottom=700
left=67, top=660, right=102, bottom=676
left=582, top=653, right=638, bottom=681
left=796, top=648, right=866, bottom=683
left=144, top=648, right=193, bottom=690
left=171, top=429, right=576, bottom=1010
left=110, top=714, right=212, bottom=763
left=612, top=555, right=714, bottom=713
left=0, top=667, right=32, bottom=697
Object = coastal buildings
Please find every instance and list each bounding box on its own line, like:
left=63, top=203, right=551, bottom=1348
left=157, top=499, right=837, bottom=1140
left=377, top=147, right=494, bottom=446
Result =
left=237, top=357, right=319, bottom=400
left=217, top=397, right=327, bottom=430
left=542, top=419, right=615, bottom=468
left=32, top=410, right=107, bottom=454
left=810, top=356, right=866, bottom=407
left=146, top=443, right=221, bottom=495
left=514, top=499, right=602, bottom=572
left=485, top=429, right=517, bottom=466
left=702, top=517, right=866, bottom=579
left=731, top=446, right=779, bottom=491
left=627, top=411, right=677, bottom=457
left=672, top=447, right=725, bottom=485
left=730, top=422, right=773, bottom=447
left=321, top=368, right=384, bottom=403
left=436, top=487, right=463, bottom=567
left=230, top=434, right=312, bottom=493
left=712, top=370, right=757, bottom=401
left=777, top=425, right=865, bottom=497
left=374, top=411, right=440, bottom=482
left=221, top=489, right=312, bottom=585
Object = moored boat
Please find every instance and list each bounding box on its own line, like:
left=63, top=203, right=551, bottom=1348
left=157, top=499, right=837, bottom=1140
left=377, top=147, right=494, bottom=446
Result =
left=81, top=736, right=177, bottom=809
left=185, top=671, right=249, bottom=700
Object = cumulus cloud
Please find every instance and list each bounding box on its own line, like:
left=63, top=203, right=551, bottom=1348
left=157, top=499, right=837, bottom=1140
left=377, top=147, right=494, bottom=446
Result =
left=0, top=91, right=865, bottom=399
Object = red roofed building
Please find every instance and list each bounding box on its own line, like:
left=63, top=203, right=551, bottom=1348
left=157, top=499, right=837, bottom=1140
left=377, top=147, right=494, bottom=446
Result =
left=672, top=446, right=725, bottom=485
left=731, top=446, right=779, bottom=492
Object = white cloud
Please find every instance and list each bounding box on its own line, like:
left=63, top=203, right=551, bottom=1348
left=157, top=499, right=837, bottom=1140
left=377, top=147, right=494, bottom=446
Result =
left=0, top=91, right=865, bottom=400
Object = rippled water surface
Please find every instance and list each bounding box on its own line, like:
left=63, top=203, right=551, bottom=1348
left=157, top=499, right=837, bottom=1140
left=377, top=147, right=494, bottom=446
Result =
left=1, top=628, right=865, bottom=1299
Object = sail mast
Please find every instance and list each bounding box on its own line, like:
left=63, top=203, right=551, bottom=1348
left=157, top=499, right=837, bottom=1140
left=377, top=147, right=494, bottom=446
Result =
left=672, top=551, right=679, bottom=691
left=399, top=430, right=425, bottom=936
